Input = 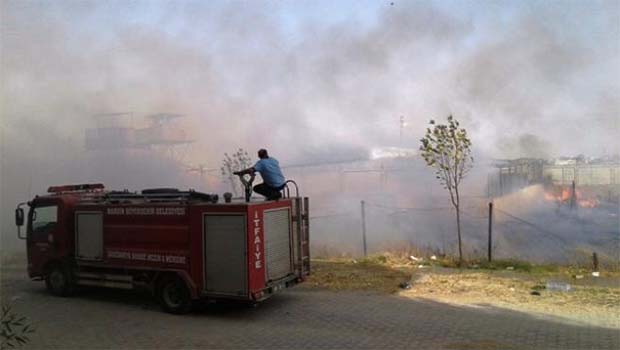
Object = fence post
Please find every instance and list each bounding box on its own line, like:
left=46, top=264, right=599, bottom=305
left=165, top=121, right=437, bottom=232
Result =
left=593, top=252, right=599, bottom=271
left=488, top=202, right=493, bottom=262
left=361, top=200, right=367, bottom=257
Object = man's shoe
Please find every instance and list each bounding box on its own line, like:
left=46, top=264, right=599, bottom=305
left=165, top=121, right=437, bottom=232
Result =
left=267, top=193, right=282, bottom=201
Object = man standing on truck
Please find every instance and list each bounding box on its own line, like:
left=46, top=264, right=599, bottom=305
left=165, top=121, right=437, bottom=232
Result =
left=234, top=149, right=286, bottom=200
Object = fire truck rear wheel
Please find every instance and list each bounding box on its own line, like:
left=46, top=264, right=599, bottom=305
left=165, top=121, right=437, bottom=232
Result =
left=45, top=265, right=75, bottom=297
left=158, top=276, right=192, bottom=314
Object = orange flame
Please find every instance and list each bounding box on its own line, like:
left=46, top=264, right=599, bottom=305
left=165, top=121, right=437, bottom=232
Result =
left=577, top=198, right=599, bottom=208
left=543, top=187, right=599, bottom=208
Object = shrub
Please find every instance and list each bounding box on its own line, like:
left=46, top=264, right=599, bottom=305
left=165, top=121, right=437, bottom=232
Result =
left=1, top=304, right=34, bottom=350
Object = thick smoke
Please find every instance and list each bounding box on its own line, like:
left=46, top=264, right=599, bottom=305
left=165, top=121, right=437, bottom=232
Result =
left=1, top=1, right=618, bottom=252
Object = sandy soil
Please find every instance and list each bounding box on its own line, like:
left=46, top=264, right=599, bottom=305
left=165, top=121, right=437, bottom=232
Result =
left=400, top=268, right=620, bottom=329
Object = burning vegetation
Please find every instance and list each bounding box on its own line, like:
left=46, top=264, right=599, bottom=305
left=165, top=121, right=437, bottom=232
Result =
left=543, top=186, right=601, bottom=209
left=492, top=156, right=619, bottom=209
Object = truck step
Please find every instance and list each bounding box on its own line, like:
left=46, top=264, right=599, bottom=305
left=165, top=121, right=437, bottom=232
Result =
left=76, top=272, right=133, bottom=289
left=77, top=279, right=133, bottom=289
left=77, top=272, right=133, bottom=282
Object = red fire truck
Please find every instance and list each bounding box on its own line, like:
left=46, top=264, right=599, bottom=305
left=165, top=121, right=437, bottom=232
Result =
left=14, top=182, right=310, bottom=313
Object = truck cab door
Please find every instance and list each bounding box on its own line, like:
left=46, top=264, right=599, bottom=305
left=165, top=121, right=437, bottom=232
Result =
left=27, top=203, right=59, bottom=277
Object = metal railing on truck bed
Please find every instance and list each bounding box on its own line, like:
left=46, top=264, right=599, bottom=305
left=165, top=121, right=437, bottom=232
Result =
left=78, top=188, right=219, bottom=204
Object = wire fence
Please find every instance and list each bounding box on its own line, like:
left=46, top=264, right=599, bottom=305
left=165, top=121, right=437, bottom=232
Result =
left=309, top=198, right=618, bottom=265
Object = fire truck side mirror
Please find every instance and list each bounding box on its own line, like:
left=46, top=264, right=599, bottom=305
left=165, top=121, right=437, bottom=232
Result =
left=15, top=203, right=26, bottom=240
left=15, top=208, right=24, bottom=227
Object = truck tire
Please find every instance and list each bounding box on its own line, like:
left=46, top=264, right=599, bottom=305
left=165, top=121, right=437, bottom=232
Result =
left=158, top=276, right=192, bottom=314
left=45, top=265, right=75, bottom=297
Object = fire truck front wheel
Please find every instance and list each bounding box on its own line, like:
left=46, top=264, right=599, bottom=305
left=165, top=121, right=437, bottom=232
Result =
left=45, top=265, right=75, bottom=297
left=157, top=276, right=192, bottom=314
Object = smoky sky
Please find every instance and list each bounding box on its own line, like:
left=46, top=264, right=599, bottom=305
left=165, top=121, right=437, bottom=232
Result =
left=1, top=1, right=619, bottom=249
left=2, top=0, right=618, bottom=162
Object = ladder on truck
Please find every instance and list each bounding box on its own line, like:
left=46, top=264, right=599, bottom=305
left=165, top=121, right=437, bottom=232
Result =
left=292, top=196, right=310, bottom=277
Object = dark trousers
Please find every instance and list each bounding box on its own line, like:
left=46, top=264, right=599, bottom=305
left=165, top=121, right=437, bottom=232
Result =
left=253, top=183, right=284, bottom=200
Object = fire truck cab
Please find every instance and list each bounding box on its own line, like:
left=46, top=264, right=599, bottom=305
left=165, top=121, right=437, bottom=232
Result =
left=15, top=183, right=310, bottom=313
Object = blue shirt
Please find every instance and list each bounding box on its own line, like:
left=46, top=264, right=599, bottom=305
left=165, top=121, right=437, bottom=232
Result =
left=254, top=158, right=286, bottom=187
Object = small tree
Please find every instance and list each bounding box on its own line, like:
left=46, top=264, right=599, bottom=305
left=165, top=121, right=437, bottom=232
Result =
left=221, top=148, right=253, bottom=196
left=419, top=115, right=473, bottom=265
left=1, top=303, right=35, bottom=350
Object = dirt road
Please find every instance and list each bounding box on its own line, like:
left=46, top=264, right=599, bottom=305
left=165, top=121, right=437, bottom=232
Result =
left=1, top=260, right=618, bottom=350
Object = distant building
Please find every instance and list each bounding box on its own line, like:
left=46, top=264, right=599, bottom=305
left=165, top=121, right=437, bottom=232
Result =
left=490, top=156, right=620, bottom=200
left=85, top=112, right=193, bottom=152
left=370, top=147, right=417, bottom=160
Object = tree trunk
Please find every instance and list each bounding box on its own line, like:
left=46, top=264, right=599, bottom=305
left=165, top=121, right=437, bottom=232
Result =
left=229, top=176, right=238, bottom=197
left=456, top=205, right=463, bottom=266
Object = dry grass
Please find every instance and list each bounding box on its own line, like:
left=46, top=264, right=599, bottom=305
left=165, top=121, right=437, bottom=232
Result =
left=307, top=253, right=620, bottom=329
left=566, top=246, right=620, bottom=271
left=402, top=269, right=620, bottom=328
left=305, top=257, right=414, bottom=294
left=0, top=251, right=26, bottom=268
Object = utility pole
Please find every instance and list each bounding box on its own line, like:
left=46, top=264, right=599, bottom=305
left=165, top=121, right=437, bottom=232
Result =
left=399, top=115, right=405, bottom=148
left=380, top=162, right=386, bottom=190
left=488, top=202, right=493, bottom=262
left=339, top=165, right=345, bottom=193
left=361, top=200, right=367, bottom=257
left=486, top=173, right=491, bottom=198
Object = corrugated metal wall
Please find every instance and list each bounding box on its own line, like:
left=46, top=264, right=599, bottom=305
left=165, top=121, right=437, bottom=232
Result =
left=543, top=164, right=620, bottom=186
left=76, top=212, right=104, bottom=261
left=203, top=214, right=247, bottom=296
left=264, top=208, right=292, bottom=281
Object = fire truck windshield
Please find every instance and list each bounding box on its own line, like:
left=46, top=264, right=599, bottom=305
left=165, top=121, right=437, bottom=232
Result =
left=31, top=205, right=58, bottom=233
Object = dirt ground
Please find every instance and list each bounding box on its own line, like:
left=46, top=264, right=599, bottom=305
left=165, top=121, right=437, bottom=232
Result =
left=2, top=254, right=619, bottom=349
left=399, top=267, right=620, bottom=329
left=308, top=257, right=620, bottom=329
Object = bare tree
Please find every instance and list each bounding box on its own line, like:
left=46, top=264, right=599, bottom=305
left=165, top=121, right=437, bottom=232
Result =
left=419, top=115, right=473, bottom=265
left=221, top=148, right=253, bottom=196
